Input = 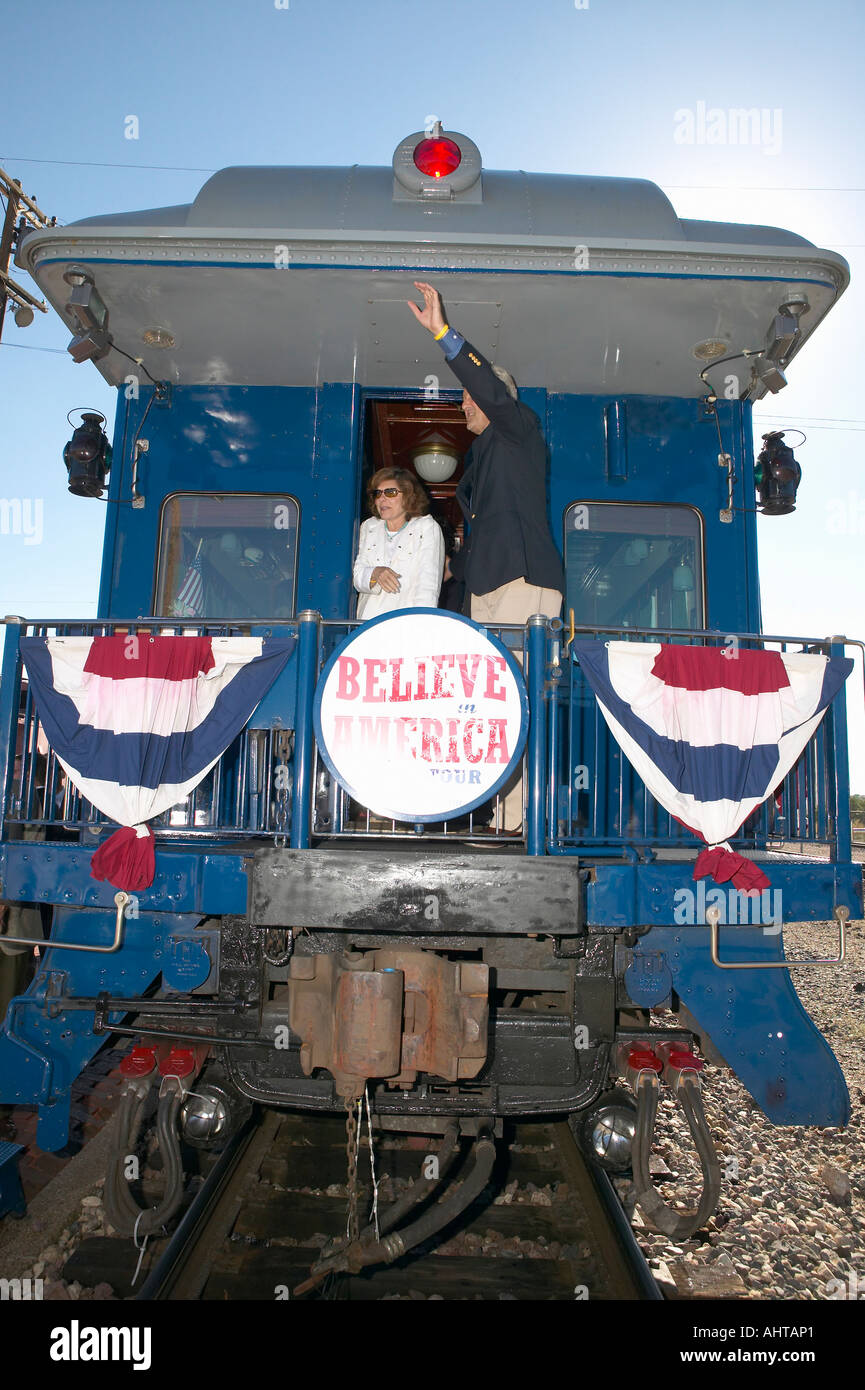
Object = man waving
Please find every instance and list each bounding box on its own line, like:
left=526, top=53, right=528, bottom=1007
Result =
left=408, top=282, right=563, bottom=832
left=407, top=281, right=563, bottom=627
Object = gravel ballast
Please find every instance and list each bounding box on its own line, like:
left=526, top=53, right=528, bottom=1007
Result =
left=625, top=919, right=865, bottom=1300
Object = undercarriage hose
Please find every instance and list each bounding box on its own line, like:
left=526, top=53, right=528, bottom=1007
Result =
left=630, top=1070, right=721, bottom=1241
left=361, top=1121, right=461, bottom=1244
left=103, top=1086, right=186, bottom=1238
left=295, top=1126, right=495, bottom=1296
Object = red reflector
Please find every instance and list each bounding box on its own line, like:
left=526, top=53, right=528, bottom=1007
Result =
left=120, top=1045, right=157, bottom=1078
left=159, top=1046, right=196, bottom=1079
left=628, top=1048, right=662, bottom=1072
left=413, top=137, right=461, bottom=179
left=668, top=1049, right=704, bottom=1071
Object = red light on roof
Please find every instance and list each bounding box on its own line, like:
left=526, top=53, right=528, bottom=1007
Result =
left=413, top=137, right=462, bottom=179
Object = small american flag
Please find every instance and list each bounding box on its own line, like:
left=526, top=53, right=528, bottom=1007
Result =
left=173, top=552, right=204, bottom=617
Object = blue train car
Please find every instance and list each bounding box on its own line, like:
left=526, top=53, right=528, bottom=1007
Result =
left=1, top=126, right=861, bottom=1240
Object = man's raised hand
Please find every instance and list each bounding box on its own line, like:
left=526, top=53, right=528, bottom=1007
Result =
left=407, top=281, right=446, bottom=336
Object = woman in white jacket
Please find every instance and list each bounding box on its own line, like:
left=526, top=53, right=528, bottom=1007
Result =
left=353, top=468, right=445, bottom=620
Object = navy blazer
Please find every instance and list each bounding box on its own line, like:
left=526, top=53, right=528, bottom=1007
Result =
left=449, top=341, right=564, bottom=597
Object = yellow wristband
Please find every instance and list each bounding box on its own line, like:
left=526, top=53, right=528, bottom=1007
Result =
left=433, top=323, right=449, bottom=341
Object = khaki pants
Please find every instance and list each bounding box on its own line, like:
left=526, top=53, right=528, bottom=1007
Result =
left=470, top=578, right=563, bottom=627
left=470, top=579, right=563, bottom=830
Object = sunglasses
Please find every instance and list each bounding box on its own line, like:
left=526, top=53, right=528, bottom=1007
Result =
left=373, top=487, right=401, bottom=498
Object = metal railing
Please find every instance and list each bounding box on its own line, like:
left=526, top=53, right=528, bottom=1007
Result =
left=0, top=615, right=859, bottom=861
left=0, top=617, right=298, bottom=841
left=549, top=622, right=859, bottom=861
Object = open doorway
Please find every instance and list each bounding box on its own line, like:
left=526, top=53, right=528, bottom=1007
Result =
left=361, top=395, right=472, bottom=556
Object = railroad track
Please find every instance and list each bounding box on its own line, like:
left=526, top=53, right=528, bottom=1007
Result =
left=75, top=1107, right=660, bottom=1301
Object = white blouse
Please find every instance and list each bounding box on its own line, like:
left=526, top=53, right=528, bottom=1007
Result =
left=353, top=515, right=445, bottom=620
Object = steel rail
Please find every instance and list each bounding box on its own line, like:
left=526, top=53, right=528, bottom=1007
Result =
left=135, top=1108, right=662, bottom=1301
left=134, top=1108, right=275, bottom=1300
left=551, top=1121, right=663, bottom=1301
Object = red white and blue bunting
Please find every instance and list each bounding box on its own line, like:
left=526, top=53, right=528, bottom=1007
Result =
left=572, top=641, right=853, bottom=890
left=20, top=635, right=295, bottom=890
left=18, top=630, right=853, bottom=896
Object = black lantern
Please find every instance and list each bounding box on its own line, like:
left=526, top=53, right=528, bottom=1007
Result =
left=63, top=411, right=112, bottom=498
left=754, top=431, right=801, bottom=516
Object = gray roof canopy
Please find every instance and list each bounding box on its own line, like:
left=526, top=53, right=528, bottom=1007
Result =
left=19, top=159, right=844, bottom=394
left=69, top=164, right=811, bottom=248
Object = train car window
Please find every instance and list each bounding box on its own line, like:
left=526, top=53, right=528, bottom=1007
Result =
left=155, top=493, right=299, bottom=621
left=564, top=502, right=704, bottom=630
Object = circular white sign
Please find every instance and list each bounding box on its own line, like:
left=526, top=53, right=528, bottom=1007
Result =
left=313, top=610, right=529, bottom=822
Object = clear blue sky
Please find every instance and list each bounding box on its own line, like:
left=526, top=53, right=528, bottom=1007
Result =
left=1, top=0, right=864, bottom=788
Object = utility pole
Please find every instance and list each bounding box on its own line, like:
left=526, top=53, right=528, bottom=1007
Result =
left=0, top=168, right=54, bottom=343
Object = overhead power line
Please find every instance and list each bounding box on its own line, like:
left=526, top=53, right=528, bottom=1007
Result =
left=0, top=155, right=216, bottom=174
left=0, top=342, right=68, bottom=354
left=755, top=421, right=865, bottom=433
left=756, top=413, right=865, bottom=425
left=3, top=156, right=865, bottom=195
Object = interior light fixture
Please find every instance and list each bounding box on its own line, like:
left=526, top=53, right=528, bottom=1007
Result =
left=413, top=438, right=460, bottom=483
left=693, top=339, right=729, bottom=362
left=672, top=558, right=695, bottom=592
left=623, top=539, right=649, bottom=566
left=143, top=327, right=175, bottom=348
